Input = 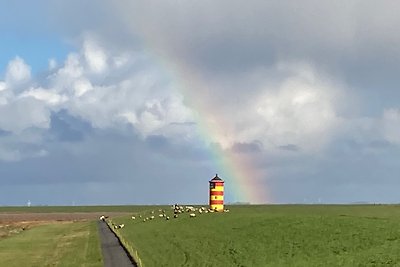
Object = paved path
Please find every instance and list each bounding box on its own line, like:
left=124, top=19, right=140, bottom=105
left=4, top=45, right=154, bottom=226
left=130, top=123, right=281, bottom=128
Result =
left=98, top=221, right=136, bottom=267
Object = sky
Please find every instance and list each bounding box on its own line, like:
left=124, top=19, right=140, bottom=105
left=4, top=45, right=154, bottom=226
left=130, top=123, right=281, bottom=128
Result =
left=1, top=1, right=400, bottom=205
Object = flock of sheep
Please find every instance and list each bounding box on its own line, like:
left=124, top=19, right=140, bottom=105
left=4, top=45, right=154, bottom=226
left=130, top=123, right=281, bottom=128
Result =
left=99, top=204, right=230, bottom=228
left=132, top=204, right=230, bottom=222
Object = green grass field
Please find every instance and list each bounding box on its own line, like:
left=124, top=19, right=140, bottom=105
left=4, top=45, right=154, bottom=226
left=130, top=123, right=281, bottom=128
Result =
left=111, top=205, right=400, bottom=267
left=0, top=221, right=103, bottom=267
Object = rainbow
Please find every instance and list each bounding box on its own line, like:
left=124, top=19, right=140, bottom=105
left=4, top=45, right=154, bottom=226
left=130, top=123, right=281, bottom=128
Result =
left=138, top=41, right=271, bottom=204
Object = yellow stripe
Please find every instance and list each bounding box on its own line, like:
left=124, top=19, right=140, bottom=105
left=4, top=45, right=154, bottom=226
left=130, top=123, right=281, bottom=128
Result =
left=210, top=186, right=224, bottom=191
left=210, top=204, right=224, bottom=211
left=210, top=195, right=223, bottom=201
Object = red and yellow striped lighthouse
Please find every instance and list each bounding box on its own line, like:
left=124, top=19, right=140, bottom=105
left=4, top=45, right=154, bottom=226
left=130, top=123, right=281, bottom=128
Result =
left=209, top=174, right=224, bottom=212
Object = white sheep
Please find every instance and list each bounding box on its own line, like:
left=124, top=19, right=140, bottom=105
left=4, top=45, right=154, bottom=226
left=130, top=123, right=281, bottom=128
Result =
left=189, top=213, right=196, bottom=218
left=131, top=216, right=136, bottom=220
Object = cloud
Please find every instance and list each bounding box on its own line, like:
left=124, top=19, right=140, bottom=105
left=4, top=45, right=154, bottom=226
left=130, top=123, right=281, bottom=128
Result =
left=20, top=87, right=68, bottom=105
left=278, top=144, right=299, bottom=152
left=231, top=142, right=262, bottom=154
left=5, top=56, right=31, bottom=85
left=3, top=1, right=400, bottom=204
left=82, top=37, right=108, bottom=73
left=382, top=108, right=400, bottom=145
left=0, top=35, right=197, bottom=162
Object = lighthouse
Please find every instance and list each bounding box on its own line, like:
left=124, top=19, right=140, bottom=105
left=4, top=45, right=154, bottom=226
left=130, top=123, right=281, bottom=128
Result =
left=209, top=174, right=224, bottom=212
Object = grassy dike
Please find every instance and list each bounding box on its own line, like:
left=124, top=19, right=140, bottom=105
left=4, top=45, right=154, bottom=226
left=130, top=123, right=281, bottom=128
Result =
left=112, top=205, right=400, bottom=267
left=0, top=221, right=103, bottom=267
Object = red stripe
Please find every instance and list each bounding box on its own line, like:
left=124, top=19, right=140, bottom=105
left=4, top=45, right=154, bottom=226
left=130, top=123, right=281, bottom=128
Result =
left=210, top=191, right=224, bottom=196
left=210, top=182, right=224, bottom=186
left=210, top=200, right=224, bottom=204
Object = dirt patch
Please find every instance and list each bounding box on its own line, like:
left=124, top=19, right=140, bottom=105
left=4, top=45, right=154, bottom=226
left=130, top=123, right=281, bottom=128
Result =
left=0, top=212, right=129, bottom=239
left=0, top=212, right=129, bottom=224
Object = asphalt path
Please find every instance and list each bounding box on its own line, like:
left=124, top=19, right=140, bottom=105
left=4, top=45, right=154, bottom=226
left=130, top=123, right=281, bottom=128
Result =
left=98, top=221, right=136, bottom=267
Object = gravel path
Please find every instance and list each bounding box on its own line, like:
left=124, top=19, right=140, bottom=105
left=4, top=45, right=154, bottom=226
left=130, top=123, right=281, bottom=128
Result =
left=98, top=221, right=136, bottom=267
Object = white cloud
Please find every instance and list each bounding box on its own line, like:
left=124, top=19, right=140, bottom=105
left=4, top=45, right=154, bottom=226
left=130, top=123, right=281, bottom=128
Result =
left=196, top=62, right=342, bottom=153
left=42, top=35, right=194, bottom=138
left=0, top=82, right=6, bottom=92
left=5, top=56, right=31, bottom=85
left=20, top=87, right=68, bottom=105
left=0, top=31, right=397, bottom=165
left=83, top=36, right=108, bottom=73
left=254, top=65, right=339, bottom=151
left=73, top=78, right=93, bottom=97
left=0, top=97, right=50, bottom=133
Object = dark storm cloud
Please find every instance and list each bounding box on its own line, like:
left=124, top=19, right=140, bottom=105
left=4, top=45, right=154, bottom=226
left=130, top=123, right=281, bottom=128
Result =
left=0, top=129, right=11, bottom=136
left=0, top=128, right=217, bottom=205
left=48, top=110, right=92, bottom=142
left=231, top=141, right=262, bottom=154
left=145, top=134, right=210, bottom=161
left=278, top=144, right=300, bottom=152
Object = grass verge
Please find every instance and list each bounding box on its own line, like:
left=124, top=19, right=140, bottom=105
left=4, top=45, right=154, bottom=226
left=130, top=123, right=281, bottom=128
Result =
left=0, top=221, right=103, bottom=267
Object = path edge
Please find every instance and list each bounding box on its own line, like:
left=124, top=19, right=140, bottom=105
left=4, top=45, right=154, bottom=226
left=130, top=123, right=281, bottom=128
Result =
left=102, top=220, right=141, bottom=267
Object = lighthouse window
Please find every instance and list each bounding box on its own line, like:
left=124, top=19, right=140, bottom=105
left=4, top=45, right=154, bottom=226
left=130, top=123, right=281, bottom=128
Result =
left=210, top=183, right=215, bottom=189
left=214, top=196, right=218, bottom=200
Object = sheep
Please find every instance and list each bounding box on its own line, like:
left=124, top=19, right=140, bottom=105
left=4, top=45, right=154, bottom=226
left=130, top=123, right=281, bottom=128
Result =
left=185, top=206, right=195, bottom=212
left=166, top=216, right=170, bottom=220
left=224, top=209, right=230, bottom=213
left=189, top=213, right=196, bottom=218
left=150, top=216, right=155, bottom=220
left=198, top=209, right=203, bottom=214
left=174, top=214, right=178, bottom=218
left=99, top=215, right=105, bottom=221
left=131, top=216, right=136, bottom=220
left=159, top=214, right=164, bottom=218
